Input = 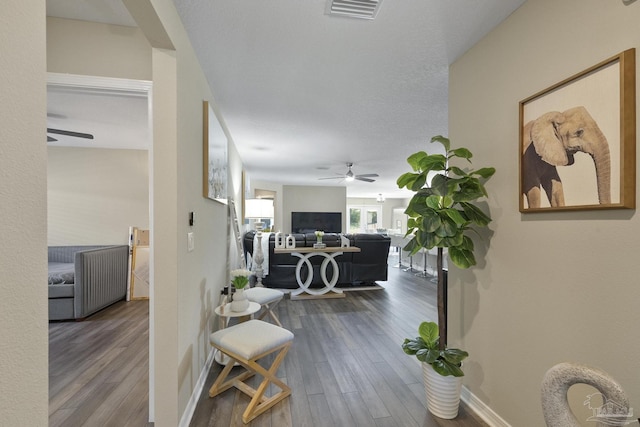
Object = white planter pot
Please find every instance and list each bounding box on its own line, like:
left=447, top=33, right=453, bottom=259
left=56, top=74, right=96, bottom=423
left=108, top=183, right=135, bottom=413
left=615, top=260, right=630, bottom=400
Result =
left=422, top=362, right=463, bottom=419
left=230, top=288, right=249, bottom=312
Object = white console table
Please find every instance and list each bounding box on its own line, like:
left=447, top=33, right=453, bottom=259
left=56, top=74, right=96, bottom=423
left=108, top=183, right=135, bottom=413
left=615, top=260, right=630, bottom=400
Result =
left=274, top=246, right=361, bottom=299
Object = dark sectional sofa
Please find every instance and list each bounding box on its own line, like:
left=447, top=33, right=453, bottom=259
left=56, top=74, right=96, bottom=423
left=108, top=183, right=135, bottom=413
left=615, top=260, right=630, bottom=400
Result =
left=48, top=245, right=129, bottom=320
left=243, top=231, right=391, bottom=289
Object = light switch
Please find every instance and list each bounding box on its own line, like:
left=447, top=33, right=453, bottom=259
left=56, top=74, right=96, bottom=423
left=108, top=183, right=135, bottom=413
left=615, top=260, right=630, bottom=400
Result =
left=187, top=232, right=195, bottom=252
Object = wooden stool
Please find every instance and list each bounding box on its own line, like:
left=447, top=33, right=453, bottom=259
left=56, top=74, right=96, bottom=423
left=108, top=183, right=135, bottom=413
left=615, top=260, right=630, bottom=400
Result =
left=244, top=287, right=284, bottom=327
left=208, top=319, right=294, bottom=423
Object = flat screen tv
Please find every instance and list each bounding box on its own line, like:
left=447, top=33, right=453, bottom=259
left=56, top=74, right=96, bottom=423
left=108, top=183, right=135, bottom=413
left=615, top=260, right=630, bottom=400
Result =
left=291, top=212, right=342, bottom=234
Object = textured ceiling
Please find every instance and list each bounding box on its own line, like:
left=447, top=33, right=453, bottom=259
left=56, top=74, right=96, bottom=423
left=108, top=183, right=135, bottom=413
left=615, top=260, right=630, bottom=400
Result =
left=46, top=0, right=525, bottom=198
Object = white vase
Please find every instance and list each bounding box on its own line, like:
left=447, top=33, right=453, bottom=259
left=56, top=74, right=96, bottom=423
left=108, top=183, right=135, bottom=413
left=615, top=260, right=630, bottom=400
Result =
left=230, top=288, right=249, bottom=312
left=422, top=362, right=463, bottom=419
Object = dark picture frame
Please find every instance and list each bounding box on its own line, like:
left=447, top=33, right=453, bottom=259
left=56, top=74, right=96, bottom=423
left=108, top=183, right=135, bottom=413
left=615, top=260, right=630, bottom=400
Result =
left=519, top=48, right=636, bottom=213
left=203, top=101, right=228, bottom=204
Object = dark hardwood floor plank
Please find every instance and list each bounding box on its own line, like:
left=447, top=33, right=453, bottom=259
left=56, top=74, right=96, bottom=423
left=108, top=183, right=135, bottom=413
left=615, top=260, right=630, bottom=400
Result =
left=342, top=391, right=376, bottom=427
left=306, top=393, right=336, bottom=427
left=49, top=300, right=150, bottom=426
left=326, top=350, right=391, bottom=419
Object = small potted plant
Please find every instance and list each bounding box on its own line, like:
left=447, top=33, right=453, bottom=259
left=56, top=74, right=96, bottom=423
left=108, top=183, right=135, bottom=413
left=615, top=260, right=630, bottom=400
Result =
left=397, top=135, right=494, bottom=418
left=402, top=321, right=468, bottom=418
left=314, top=230, right=325, bottom=248
left=230, top=268, right=252, bottom=312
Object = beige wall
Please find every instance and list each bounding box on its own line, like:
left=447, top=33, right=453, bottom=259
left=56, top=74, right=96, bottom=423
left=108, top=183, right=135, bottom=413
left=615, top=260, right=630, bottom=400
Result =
left=47, top=16, right=152, bottom=80
left=449, top=1, right=640, bottom=425
left=48, top=147, right=149, bottom=245
left=282, top=185, right=347, bottom=233
left=0, top=1, right=48, bottom=425
left=145, top=1, right=237, bottom=425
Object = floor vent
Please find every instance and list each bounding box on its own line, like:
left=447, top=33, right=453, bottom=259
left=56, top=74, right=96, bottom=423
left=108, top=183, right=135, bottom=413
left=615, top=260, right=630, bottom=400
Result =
left=326, top=0, right=383, bottom=20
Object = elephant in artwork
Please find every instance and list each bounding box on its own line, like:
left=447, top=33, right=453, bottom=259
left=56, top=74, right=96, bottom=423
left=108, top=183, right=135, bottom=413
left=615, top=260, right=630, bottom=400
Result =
left=522, top=106, right=611, bottom=208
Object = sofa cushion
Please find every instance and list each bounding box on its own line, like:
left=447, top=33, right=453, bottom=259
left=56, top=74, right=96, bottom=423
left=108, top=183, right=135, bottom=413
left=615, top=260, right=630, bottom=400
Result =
left=48, top=262, right=75, bottom=284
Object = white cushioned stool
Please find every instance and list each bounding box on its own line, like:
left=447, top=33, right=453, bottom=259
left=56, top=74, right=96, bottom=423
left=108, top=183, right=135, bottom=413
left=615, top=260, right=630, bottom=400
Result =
left=244, top=287, right=284, bottom=327
left=208, top=319, right=294, bottom=423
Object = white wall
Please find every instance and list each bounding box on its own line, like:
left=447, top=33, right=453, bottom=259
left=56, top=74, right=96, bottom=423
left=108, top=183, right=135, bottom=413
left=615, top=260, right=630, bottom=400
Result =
left=0, top=1, right=48, bottom=425
left=449, top=1, right=640, bottom=425
left=48, top=147, right=149, bottom=245
left=282, top=185, right=347, bottom=233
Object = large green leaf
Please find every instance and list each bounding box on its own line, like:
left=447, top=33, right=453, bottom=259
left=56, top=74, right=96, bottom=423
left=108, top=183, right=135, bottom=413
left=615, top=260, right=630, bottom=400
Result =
left=435, top=215, right=458, bottom=237
left=449, top=246, right=476, bottom=269
left=416, top=229, right=439, bottom=250
left=430, top=174, right=449, bottom=196
left=411, top=173, right=427, bottom=191
left=460, top=202, right=492, bottom=226
left=441, top=232, right=464, bottom=247
left=458, top=235, right=475, bottom=251
left=432, top=359, right=465, bottom=377
left=430, top=135, right=450, bottom=152
left=419, top=154, right=447, bottom=173
left=448, top=166, right=468, bottom=178
left=442, top=348, right=469, bottom=365
left=402, top=237, right=420, bottom=254
left=455, top=180, right=485, bottom=201
left=472, top=167, right=496, bottom=179
left=418, top=321, right=438, bottom=347
left=443, top=208, right=467, bottom=226
left=420, top=210, right=441, bottom=233
left=397, top=172, right=419, bottom=189
left=450, top=147, right=473, bottom=161
left=406, top=151, right=428, bottom=171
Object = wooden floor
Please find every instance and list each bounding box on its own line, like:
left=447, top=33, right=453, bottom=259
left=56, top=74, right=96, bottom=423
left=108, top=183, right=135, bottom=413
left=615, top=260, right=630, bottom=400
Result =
left=190, top=261, right=489, bottom=427
left=49, top=257, right=488, bottom=427
left=49, top=299, right=152, bottom=427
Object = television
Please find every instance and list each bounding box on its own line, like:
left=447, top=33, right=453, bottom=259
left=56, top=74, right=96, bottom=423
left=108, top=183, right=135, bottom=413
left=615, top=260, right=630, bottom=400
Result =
left=291, top=212, right=342, bottom=234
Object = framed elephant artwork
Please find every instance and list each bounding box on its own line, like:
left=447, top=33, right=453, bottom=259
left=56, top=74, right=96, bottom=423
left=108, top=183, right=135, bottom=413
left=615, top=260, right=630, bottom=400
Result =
left=519, top=48, right=636, bottom=213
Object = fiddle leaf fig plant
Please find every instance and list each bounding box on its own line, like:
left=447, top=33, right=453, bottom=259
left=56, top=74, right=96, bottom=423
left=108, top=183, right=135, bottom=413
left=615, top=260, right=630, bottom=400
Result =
left=402, top=321, right=468, bottom=377
left=397, top=135, right=495, bottom=351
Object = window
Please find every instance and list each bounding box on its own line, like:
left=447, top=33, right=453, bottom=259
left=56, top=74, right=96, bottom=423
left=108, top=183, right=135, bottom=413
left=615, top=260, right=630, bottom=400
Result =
left=348, top=205, right=382, bottom=233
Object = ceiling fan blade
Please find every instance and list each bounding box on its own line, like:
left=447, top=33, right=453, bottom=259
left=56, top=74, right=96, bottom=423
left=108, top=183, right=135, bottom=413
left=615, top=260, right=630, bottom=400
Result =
left=318, top=176, right=344, bottom=180
left=47, top=128, right=94, bottom=139
left=47, top=136, right=57, bottom=142
left=355, top=176, right=376, bottom=183
left=355, top=173, right=379, bottom=178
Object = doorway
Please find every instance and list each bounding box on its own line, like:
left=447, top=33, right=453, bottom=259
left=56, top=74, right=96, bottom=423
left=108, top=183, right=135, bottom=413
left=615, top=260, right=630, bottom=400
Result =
left=348, top=204, right=383, bottom=233
left=46, top=73, right=152, bottom=421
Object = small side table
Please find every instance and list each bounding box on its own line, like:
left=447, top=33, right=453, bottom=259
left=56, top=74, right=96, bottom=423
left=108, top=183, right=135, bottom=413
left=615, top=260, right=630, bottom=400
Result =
left=213, top=301, right=261, bottom=364
left=215, top=301, right=261, bottom=327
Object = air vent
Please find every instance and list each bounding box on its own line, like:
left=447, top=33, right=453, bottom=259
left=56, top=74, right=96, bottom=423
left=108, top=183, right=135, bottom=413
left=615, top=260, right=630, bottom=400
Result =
left=326, top=0, right=383, bottom=20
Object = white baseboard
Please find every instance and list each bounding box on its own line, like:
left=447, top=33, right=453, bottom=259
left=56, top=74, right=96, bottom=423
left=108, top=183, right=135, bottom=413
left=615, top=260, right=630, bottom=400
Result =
left=461, top=386, right=512, bottom=427
left=179, top=349, right=215, bottom=427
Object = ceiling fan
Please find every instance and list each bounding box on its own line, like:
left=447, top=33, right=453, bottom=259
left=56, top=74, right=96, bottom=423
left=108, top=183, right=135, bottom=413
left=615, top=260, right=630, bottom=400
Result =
left=47, top=128, right=94, bottom=142
left=319, top=162, right=379, bottom=183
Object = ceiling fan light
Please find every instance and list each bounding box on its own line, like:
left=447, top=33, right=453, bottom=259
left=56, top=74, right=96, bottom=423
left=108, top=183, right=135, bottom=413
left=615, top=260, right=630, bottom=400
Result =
left=345, top=169, right=355, bottom=181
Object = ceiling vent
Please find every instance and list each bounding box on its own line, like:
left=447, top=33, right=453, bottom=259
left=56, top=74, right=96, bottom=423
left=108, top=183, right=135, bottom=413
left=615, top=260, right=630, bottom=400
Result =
left=326, top=0, right=383, bottom=20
